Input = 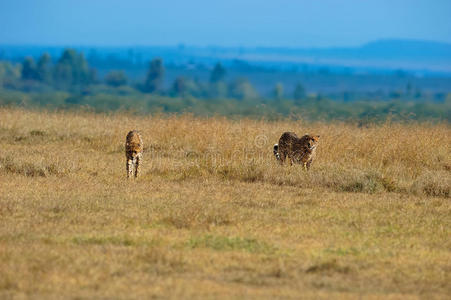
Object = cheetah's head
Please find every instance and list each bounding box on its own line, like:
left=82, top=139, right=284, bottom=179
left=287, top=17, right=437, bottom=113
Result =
left=307, top=135, right=320, bottom=150
left=127, top=148, right=140, bottom=158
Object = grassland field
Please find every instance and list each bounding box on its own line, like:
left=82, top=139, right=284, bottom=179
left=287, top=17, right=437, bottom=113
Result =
left=0, top=108, right=450, bottom=299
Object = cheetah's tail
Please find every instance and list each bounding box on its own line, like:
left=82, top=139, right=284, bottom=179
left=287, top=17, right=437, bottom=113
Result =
left=273, top=144, right=281, bottom=161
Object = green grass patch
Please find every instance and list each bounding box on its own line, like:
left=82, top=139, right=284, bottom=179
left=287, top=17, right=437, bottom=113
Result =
left=72, top=235, right=160, bottom=247
left=187, top=235, right=277, bottom=254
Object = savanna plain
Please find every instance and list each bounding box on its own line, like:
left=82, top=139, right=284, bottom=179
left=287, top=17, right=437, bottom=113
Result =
left=0, top=108, right=450, bottom=299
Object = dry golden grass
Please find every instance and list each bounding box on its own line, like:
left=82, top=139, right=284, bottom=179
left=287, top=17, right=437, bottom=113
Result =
left=0, top=107, right=450, bottom=299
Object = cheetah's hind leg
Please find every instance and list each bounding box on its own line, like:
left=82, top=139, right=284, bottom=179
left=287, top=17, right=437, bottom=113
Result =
left=134, top=154, right=142, bottom=178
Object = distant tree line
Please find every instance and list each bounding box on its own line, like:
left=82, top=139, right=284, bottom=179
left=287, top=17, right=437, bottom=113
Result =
left=1, top=47, right=445, bottom=103
left=0, top=48, right=314, bottom=101
left=0, top=48, right=450, bottom=122
left=19, top=49, right=96, bottom=89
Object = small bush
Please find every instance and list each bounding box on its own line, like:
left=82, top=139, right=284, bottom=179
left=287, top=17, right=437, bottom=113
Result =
left=0, top=156, right=64, bottom=177
left=159, top=203, right=233, bottom=229
left=337, top=170, right=385, bottom=193
left=216, top=161, right=265, bottom=183
left=137, top=248, right=187, bottom=275
left=72, top=236, right=134, bottom=246
left=306, top=259, right=351, bottom=274
left=29, top=129, right=47, bottom=137
left=411, top=171, right=450, bottom=198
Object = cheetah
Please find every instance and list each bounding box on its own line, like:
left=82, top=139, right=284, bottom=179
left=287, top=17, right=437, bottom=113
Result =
left=125, top=130, right=143, bottom=178
left=273, top=132, right=320, bottom=170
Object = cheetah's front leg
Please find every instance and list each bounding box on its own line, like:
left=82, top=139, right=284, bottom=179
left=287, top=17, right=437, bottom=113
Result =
left=126, top=158, right=133, bottom=178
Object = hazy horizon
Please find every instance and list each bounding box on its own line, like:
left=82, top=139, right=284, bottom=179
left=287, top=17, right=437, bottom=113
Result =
left=1, top=38, right=451, bottom=50
left=1, top=0, right=450, bottom=48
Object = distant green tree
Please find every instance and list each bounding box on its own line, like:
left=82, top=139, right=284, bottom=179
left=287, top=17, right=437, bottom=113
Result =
left=0, top=61, right=21, bottom=87
left=21, top=57, right=37, bottom=80
left=210, top=62, right=226, bottom=83
left=389, top=90, right=402, bottom=99
left=172, top=76, right=187, bottom=96
left=171, top=77, right=202, bottom=97
left=36, top=53, right=52, bottom=84
left=89, top=68, right=98, bottom=84
left=446, top=93, right=451, bottom=105
left=293, top=82, right=306, bottom=101
left=143, top=58, right=164, bottom=93
left=54, top=48, right=93, bottom=88
left=53, top=50, right=74, bottom=87
left=209, top=81, right=228, bottom=98
left=405, top=81, right=413, bottom=97
left=229, top=78, right=258, bottom=100
left=414, top=88, right=422, bottom=99
left=342, top=91, right=355, bottom=102
left=105, top=70, right=128, bottom=87
left=273, top=83, right=284, bottom=100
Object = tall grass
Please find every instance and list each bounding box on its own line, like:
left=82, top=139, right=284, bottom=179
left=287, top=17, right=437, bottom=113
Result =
left=1, top=108, right=449, bottom=197
left=0, top=107, right=450, bottom=298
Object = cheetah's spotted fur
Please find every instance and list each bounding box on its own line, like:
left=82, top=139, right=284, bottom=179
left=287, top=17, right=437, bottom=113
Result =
left=125, top=130, right=143, bottom=178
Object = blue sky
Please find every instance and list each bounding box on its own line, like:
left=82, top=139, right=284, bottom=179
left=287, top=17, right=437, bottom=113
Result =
left=0, top=0, right=450, bottom=47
